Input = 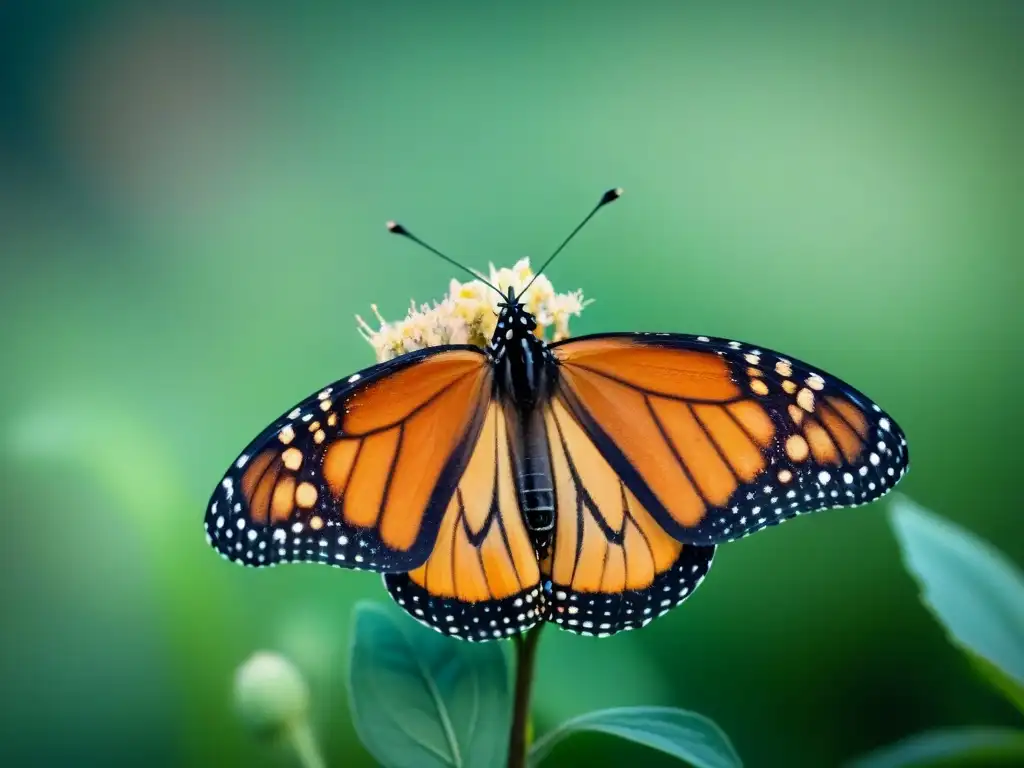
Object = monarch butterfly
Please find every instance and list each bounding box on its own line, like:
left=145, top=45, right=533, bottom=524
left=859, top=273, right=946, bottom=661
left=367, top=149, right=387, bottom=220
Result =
left=204, top=189, right=908, bottom=641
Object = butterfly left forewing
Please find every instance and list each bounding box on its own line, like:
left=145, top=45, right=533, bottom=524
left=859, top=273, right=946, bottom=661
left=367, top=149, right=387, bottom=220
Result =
left=551, top=332, right=909, bottom=545
left=205, top=346, right=492, bottom=572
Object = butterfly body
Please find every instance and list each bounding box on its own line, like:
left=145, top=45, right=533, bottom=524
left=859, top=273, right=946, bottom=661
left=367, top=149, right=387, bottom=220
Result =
left=491, top=287, right=559, bottom=552
left=205, top=289, right=908, bottom=641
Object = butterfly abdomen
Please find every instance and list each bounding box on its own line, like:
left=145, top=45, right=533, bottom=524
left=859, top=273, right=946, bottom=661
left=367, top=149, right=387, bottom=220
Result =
left=506, top=405, right=557, bottom=556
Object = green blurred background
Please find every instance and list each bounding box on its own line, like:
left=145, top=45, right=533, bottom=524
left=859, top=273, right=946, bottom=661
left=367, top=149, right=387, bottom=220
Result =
left=2, top=1, right=1021, bottom=766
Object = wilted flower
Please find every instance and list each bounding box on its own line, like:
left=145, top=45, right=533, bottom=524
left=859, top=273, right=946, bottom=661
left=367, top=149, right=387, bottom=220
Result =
left=357, top=258, right=591, bottom=362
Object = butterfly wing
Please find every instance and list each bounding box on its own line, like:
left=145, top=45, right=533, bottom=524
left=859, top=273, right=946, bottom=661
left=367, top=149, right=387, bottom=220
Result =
left=541, top=396, right=715, bottom=636
left=384, top=400, right=544, bottom=641
left=204, top=346, right=493, bottom=572
left=551, top=333, right=909, bottom=544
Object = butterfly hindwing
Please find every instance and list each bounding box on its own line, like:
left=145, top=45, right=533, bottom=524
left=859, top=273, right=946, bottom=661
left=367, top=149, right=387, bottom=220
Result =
left=204, top=346, right=492, bottom=572
left=541, top=396, right=715, bottom=636
left=552, top=332, right=909, bottom=545
left=385, top=401, right=545, bottom=641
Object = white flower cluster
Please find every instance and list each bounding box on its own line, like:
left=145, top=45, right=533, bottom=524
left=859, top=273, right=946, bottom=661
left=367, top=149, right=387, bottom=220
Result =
left=356, top=258, right=591, bottom=362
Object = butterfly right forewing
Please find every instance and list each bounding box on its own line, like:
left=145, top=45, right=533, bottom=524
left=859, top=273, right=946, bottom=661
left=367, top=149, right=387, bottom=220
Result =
left=551, top=333, right=909, bottom=545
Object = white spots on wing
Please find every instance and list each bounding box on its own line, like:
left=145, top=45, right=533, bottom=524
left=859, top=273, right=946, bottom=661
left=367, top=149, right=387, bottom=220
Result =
left=348, top=373, right=361, bottom=383
left=295, top=482, right=318, bottom=508
left=879, top=418, right=891, bottom=432
left=797, top=388, right=815, bottom=412
left=806, top=374, right=826, bottom=391
left=235, top=454, right=249, bottom=469
left=869, top=452, right=880, bottom=466
left=818, top=471, right=831, bottom=485
left=282, top=447, right=303, bottom=471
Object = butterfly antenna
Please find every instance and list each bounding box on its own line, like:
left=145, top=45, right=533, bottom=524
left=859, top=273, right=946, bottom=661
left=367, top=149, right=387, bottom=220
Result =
left=522, top=187, right=623, bottom=295
left=386, top=221, right=503, bottom=297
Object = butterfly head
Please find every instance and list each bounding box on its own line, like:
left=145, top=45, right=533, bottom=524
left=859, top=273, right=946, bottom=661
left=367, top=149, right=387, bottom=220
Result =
left=490, top=286, right=539, bottom=357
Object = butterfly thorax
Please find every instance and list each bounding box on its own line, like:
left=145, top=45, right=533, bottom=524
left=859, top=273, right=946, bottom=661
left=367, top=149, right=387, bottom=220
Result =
left=489, top=288, right=558, bottom=554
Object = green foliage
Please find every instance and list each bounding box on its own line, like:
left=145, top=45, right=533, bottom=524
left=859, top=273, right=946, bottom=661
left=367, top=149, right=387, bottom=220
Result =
left=848, top=728, right=1024, bottom=768
left=346, top=602, right=742, bottom=767
left=527, top=706, right=742, bottom=768
left=846, top=495, right=1024, bottom=767
left=888, top=495, right=1024, bottom=690
left=965, top=652, right=1024, bottom=716
left=347, top=602, right=512, bottom=767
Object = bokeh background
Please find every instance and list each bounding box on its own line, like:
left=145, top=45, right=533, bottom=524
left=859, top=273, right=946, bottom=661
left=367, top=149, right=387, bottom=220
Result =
left=2, top=1, right=1021, bottom=766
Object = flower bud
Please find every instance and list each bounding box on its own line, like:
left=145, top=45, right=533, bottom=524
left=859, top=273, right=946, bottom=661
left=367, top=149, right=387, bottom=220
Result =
left=234, top=651, right=309, bottom=739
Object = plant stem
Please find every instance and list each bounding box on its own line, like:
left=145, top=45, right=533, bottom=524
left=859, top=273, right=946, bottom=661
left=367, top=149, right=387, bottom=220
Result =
left=507, top=624, right=545, bottom=768
left=286, top=720, right=326, bottom=768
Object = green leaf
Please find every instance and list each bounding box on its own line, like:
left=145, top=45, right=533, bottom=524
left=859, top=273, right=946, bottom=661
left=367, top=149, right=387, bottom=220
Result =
left=348, top=601, right=511, bottom=768
left=527, top=706, right=742, bottom=768
left=846, top=727, right=1024, bottom=767
left=888, top=495, right=1024, bottom=690
left=965, top=651, right=1024, bottom=716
